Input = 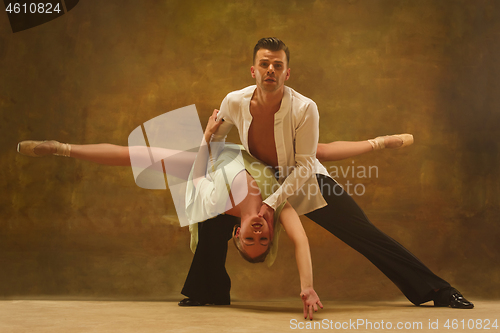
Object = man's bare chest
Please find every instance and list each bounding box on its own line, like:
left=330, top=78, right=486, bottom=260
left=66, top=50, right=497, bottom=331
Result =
left=248, top=110, right=278, bottom=168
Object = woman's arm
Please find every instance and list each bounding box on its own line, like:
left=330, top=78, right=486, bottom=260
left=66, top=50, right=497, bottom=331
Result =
left=280, top=202, right=323, bottom=320
left=192, top=109, right=224, bottom=187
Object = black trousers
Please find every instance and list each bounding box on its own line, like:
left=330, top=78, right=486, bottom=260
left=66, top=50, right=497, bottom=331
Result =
left=181, top=175, right=450, bottom=305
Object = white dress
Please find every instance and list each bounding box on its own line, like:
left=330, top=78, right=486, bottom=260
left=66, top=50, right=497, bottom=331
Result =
left=186, top=144, right=285, bottom=266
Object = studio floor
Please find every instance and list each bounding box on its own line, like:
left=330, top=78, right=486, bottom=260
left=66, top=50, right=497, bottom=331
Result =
left=0, top=299, right=498, bottom=333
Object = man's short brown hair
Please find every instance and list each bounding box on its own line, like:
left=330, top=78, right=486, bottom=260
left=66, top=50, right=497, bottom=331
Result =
left=253, top=37, right=290, bottom=66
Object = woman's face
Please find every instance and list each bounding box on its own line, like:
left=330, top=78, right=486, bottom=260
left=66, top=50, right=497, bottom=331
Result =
left=235, top=216, right=272, bottom=258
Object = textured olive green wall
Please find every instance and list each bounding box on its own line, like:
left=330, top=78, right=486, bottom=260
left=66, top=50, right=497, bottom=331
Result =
left=1, top=0, right=499, bottom=301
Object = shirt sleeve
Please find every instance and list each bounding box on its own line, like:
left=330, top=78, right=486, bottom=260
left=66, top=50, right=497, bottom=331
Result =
left=263, top=102, right=319, bottom=210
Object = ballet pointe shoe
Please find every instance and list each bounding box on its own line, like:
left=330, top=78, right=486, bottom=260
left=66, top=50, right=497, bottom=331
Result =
left=368, top=134, right=414, bottom=150
left=17, top=140, right=71, bottom=157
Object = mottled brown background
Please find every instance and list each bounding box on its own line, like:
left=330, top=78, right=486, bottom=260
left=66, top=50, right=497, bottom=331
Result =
left=1, top=0, right=499, bottom=302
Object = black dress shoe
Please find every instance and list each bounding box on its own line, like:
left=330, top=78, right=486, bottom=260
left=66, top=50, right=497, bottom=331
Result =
left=178, top=298, right=230, bottom=306
left=434, top=287, right=474, bottom=309
left=178, top=298, right=208, bottom=306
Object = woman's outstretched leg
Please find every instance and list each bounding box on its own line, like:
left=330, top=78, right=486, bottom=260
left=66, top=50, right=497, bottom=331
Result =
left=17, top=140, right=197, bottom=180
left=316, top=141, right=373, bottom=162
left=316, top=134, right=413, bottom=162
left=18, top=140, right=135, bottom=166
left=71, top=143, right=131, bottom=166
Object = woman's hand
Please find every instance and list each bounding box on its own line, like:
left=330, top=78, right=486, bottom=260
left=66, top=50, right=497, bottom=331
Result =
left=204, top=109, right=224, bottom=142
left=300, top=287, right=323, bottom=320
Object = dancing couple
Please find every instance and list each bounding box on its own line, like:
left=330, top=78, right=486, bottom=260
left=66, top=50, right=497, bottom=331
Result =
left=17, top=37, right=473, bottom=320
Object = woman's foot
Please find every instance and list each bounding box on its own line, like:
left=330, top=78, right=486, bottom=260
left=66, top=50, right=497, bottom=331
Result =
left=368, top=134, right=414, bottom=150
left=17, top=140, right=71, bottom=157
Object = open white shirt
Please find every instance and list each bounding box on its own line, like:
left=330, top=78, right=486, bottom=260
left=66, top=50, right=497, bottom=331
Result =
left=211, top=85, right=332, bottom=216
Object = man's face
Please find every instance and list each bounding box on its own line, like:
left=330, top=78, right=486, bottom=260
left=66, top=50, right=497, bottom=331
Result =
left=251, top=49, right=290, bottom=93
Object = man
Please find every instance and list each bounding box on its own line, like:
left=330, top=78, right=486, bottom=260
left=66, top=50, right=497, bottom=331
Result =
left=179, top=37, right=473, bottom=309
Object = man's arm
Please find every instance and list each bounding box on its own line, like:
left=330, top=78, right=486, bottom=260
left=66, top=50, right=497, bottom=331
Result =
left=280, top=202, right=323, bottom=320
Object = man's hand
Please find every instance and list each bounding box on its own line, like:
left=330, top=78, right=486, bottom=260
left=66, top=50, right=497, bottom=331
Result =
left=300, top=288, right=323, bottom=320
left=258, top=203, right=274, bottom=231
left=204, top=109, right=224, bottom=142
